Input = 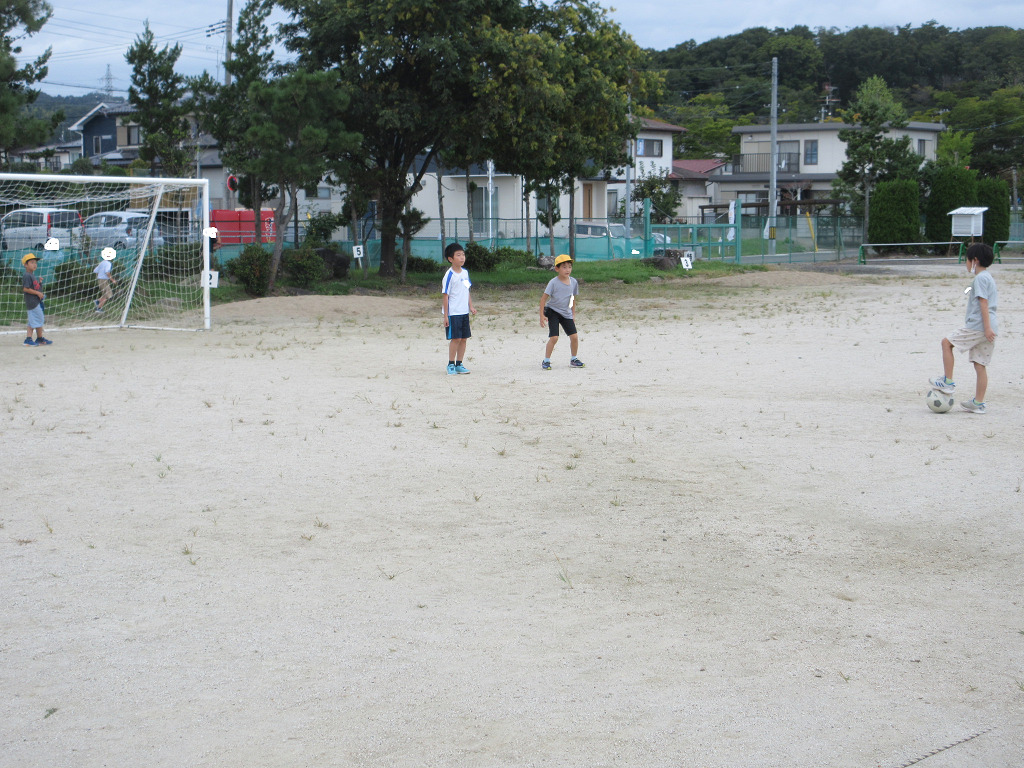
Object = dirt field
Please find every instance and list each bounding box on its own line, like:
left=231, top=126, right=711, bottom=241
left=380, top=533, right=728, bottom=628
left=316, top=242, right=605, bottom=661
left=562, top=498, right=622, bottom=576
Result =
left=2, top=263, right=1022, bottom=767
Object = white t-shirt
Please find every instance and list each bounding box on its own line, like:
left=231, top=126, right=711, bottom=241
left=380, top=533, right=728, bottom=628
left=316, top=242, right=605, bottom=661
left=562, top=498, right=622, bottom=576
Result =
left=94, top=260, right=112, bottom=280
left=442, top=267, right=472, bottom=316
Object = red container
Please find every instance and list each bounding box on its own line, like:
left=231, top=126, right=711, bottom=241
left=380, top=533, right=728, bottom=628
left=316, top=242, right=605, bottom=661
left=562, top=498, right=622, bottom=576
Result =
left=211, top=209, right=276, bottom=244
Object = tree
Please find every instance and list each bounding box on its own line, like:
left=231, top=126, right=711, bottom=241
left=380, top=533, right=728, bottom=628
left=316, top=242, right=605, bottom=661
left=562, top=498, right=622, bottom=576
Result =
left=666, top=93, right=748, bottom=159
left=835, top=76, right=921, bottom=235
left=125, top=23, right=193, bottom=177
left=243, top=68, right=361, bottom=289
left=279, top=0, right=528, bottom=276
left=0, top=0, right=62, bottom=169
left=623, top=168, right=682, bottom=223
left=475, top=1, right=657, bottom=256
left=936, top=130, right=974, bottom=168
left=192, top=0, right=276, bottom=244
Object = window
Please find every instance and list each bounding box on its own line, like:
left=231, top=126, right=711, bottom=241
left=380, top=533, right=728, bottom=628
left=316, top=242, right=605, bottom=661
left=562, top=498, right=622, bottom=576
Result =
left=607, top=190, right=619, bottom=215
left=804, top=140, right=818, bottom=166
left=92, top=135, right=102, bottom=155
left=126, top=125, right=142, bottom=146
left=635, top=139, right=663, bottom=158
left=918, top=139, right=927, bottom=156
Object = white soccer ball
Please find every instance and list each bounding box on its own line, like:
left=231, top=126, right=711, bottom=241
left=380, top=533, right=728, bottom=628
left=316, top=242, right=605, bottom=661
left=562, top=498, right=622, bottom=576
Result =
left=926, top=389, right=954, bottom=413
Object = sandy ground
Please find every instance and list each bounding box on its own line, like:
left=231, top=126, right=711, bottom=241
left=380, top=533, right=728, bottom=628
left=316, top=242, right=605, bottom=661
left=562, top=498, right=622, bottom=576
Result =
left=1, top=263, right=1023, bottom=768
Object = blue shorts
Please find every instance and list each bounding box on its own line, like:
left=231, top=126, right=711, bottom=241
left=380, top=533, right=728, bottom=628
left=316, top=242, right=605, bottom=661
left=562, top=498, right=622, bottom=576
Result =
left=446, top=314, right=471, bottom=340
left=545, top=307, right=577, bottom=338
left=27, top=306, right=44, bottom=328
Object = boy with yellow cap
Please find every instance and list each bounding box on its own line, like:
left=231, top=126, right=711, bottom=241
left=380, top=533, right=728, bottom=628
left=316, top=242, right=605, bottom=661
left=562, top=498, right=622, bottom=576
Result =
left=539, top=253, right=584, bottom=369
left=21, top=253, right=52, bottom=346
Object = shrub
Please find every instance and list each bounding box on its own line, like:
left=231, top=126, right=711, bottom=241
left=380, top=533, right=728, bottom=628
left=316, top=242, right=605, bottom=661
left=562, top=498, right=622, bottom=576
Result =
left=976, top=177, right=1010, bottom=246
left=50, top=260, right=96, bottom=299
left=282, top=247, right=328, bottom=288
left=304, top=211, right=348, bottom=248
left=925, top=165, right=977, bottom=244
left=491, top=246, right=536, bottom=269
left=225, top=244, right=271, bottom=296
left=405, top=253, right=443, bottom=273
left=463, top=241, right=500, bottom=272
left=869, top=179, right=920, bottom=249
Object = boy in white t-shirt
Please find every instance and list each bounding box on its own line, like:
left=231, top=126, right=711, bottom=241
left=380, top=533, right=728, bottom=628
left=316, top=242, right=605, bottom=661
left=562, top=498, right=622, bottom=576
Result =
left=93, top=247, right=118, bottom=313
left=441, top=242, right=475, bottom=375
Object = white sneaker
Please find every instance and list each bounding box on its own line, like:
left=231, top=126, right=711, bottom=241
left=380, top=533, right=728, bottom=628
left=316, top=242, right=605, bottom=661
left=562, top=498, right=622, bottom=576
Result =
left=960, top=400, right=986, bottom=414
left=929, top=376, right=955, bottom=394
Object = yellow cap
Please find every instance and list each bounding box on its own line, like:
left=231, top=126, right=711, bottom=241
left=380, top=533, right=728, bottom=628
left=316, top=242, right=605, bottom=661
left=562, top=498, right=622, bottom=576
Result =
left=22, top=253, right=40, bottom=265
left=554, top=253, right=573, bottom=267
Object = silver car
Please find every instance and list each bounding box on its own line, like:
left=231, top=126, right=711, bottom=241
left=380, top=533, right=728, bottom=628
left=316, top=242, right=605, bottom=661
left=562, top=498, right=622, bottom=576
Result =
left=1, top=207, right=84, bottom=251
left=83, top=211, right=165, bottom=251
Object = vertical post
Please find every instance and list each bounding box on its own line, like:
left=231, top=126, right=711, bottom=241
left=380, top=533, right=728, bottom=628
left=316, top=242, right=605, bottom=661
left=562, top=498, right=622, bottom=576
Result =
left=625, top=94, right=633, bottom=237
left=202, top=179, right=211, bottom=330
left=224, top=0, right=234, bottom=87
left=769, top=56, right=778, bottom=260
left=643, top=197, right=652, bottom=258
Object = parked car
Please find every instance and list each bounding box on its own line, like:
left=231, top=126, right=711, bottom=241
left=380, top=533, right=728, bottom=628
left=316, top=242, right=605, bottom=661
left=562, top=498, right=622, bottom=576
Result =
left=0, top=207, right=85, bottom=251
left=83, top=211, right=165, bottom=251
left=575, top=221, right=667, bottom=256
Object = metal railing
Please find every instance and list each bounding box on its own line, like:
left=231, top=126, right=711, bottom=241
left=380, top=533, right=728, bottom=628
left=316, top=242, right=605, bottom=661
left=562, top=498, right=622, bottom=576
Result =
left=727, top=152, right=801, bottom=175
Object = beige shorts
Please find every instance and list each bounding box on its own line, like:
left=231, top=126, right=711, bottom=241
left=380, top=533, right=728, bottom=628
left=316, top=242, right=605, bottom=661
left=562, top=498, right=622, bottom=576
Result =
left=948, top=328, right=994, bottom=366
left=98, top=279, right=113, bottom=300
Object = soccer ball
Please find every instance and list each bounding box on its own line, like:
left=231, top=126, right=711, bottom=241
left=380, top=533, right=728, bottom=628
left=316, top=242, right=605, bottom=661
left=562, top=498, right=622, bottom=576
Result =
left=926, top=388, right=954, bottom=413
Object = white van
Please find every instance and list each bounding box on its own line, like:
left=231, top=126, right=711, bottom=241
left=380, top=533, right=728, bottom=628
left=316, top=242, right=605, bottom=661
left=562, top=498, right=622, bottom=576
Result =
left=1, top=207, right=85, bottom=251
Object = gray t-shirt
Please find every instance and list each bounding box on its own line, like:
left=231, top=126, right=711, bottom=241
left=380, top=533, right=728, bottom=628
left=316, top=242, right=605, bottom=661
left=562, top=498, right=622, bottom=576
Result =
left=965, top=270, right=998, bottom=334
left=544, top=276, right=578, bottom=319
left=23, top=271, right=41, bottom=310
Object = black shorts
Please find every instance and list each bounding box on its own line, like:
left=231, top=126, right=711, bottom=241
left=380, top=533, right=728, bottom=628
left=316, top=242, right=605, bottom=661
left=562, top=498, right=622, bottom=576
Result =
left=545, top=307, right=577, bottom=338
left=446, top=313, right=471, bottom=340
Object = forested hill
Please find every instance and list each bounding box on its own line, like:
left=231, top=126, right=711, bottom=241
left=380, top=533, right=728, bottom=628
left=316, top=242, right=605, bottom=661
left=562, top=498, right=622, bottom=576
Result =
left=645, top=23, right=1024, bottom=175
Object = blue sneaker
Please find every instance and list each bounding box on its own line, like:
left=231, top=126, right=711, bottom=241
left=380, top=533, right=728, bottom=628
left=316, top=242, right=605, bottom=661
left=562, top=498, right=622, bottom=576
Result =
left=455, top=364, right=470, bottom=374
left=35, top=337, right=52, bottom=345
left=447, top=363, right=457, bottom=375
left=23, top=337, right=37, bottom=346
left=569, top=358, right=586, bottom=368
left=929, top=376, right=954, bottom=394
left=541, top=360, right=552, bottom=370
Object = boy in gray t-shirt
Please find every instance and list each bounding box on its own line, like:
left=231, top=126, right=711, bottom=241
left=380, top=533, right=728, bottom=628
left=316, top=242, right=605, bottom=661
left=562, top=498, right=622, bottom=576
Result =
left=930, top=243, right=998, bottom=413
left=539, top=254, right=584, bottom=370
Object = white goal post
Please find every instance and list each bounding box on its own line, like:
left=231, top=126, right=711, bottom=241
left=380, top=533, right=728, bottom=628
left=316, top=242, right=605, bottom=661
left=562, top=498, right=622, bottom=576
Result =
left=0, top=172, right=212, bottom=333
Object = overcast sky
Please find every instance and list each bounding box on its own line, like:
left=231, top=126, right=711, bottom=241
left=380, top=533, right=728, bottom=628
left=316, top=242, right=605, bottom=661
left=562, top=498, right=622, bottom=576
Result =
left=17, top=0, right=1024, bottom=98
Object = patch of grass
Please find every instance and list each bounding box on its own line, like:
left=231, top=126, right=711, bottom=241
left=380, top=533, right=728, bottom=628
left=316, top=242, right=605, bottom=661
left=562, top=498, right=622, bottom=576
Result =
left=210, top=258, right=765, bottom=304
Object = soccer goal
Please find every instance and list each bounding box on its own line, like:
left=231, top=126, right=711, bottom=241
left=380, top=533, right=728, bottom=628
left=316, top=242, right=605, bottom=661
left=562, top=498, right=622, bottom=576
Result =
left=0, top=172, right=212, bottom=333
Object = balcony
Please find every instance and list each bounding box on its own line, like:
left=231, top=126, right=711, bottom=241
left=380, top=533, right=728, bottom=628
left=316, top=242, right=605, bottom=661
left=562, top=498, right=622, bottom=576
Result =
left=728, top=152, right=801, bottom=175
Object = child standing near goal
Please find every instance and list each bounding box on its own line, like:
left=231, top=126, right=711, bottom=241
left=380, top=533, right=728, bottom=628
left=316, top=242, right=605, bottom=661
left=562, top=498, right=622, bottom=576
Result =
left=441, top=242, right=475, bottom=375
left=21, top=253, right=52, bottom=346
left=93, top=247, right=117, bottom=313
left=930, top=242, right=998, bottom=413
left=540, top=254, right=584, bottom=370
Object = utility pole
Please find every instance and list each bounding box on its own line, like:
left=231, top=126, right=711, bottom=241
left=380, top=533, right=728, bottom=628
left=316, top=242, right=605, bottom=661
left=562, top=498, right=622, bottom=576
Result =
left=624, top=93, right=633, bottom=236
left=225, top=0, right=234, bottom=86
left=768, top=57, right=778, bottom=259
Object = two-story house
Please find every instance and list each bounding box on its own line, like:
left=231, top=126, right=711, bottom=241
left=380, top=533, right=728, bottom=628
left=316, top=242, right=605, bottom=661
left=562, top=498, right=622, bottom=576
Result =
left=708, top=121, right=945, bottom=213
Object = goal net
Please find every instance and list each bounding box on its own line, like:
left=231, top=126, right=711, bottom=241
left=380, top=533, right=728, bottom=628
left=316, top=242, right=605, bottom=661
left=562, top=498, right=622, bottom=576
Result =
left=0, top=172, right=211, bottom=334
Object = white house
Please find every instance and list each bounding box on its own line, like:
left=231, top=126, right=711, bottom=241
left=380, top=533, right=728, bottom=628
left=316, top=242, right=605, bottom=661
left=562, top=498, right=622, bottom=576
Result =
left=708, top=121, right=945, bottom=211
